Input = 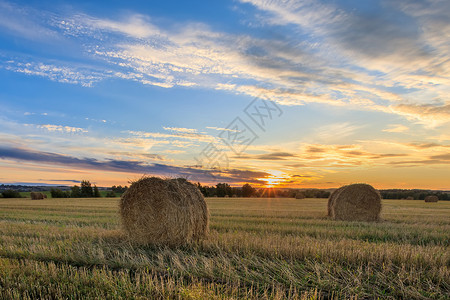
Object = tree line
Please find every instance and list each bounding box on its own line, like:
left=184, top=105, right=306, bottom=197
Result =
left=379, top=189, right=450, bottom=200
left=196, top=182, right=332, bottom=198
left=50, top=180, right=102, bottom=198
left=1, top=181, right=449, bottom=200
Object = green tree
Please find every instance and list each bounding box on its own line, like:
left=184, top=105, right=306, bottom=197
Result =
left=242, top=183, right=256, bottom=197
left=71, top=185, right=81, bottom=198
left=216, top=183, right=232, bottom=197
left=50, top=188, right=70, bottom=198
left=105, top=191, right=116, bottom=197
left=93, top=185, right=101, bottom=197
left=1, top=189, right=22, bottom=198
left=80, top=180, right=94, bottom=197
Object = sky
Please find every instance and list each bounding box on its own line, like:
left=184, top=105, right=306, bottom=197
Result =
left=0, top=0, right=449, bottom=189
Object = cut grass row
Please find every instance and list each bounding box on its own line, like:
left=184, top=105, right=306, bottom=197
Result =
left=0, top=197, right=448, bottom=299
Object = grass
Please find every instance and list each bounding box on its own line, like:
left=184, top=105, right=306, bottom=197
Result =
left=0, top=197, right=448, bottom=299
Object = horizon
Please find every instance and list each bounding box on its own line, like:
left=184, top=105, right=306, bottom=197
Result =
left=1, top=0, right=449, bottom=190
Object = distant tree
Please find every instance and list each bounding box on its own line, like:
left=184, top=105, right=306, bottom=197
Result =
left=93, top=185, right=101, bottom=197
left=216, top=183, right=232, bottom=197
left=316, top=190, right=331, bottom=198
left=111, top=185, right=128, bottom=194
left=50, top=188, right=70, bottom=198
left=242, top=183, right=256, bottom=197
left=80, top=180, right=94, bottom=197
left=71, top=185, right=81, bottom=198
left=1, top=189, right=22, bottom=198
left=232, top=187, right=242, bottom=197
left=105, top=191, right=116, bottom=197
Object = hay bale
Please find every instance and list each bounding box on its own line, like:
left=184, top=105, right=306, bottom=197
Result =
left=406, top=196, right=414, bottom=200
left=327, top=187, right=345, bottom=217
left=425, top=195, right=438, bottom=203
left=30, top=192, right=45, bottom=200
left=330, top=184, right=381, bottom=221
left=295, top=192, right=305, bottom=199
left=120, top=177, right=209, bottom=246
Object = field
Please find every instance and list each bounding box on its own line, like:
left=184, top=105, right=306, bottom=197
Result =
left=0, top=197, right=448, bottom=299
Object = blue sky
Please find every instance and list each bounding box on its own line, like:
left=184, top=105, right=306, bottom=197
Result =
left=0, top=0, right=449, bottom=189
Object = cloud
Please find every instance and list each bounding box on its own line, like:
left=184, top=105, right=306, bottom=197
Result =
left=238, top=0, right=450, bottom=122
left=383, top=124, right=409, bottom=133
left=1, top=0, right=449, bottom=130
left=39, top=179, right=81, bottom=183
left=407, top=142, right=450, bottom=149
left=163, top=127, right=198, bottom=134
left=233, top=151, right=297, bottom=160
left=124, top=130, right=214, bottom=143
left=206, top=126, right=240, bottom=133
left=430, top=153, right=450, bottom=161
left=0, top=1, right=58, bottom=41
left=312, top=122, right=363, bottom=142
left=2, top=59, right=108, bottom=87
left=391, top=102, right=450, bottom=127
left=34, top=124, right=88, bottom=133
left=0, top=146, right=268, bottom=184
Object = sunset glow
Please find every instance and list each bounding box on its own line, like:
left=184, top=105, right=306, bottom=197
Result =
left=259, top=170, right=290, bottom=188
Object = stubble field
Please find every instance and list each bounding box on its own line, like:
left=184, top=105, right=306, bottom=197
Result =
left=0, top=197, right=448, bottom=299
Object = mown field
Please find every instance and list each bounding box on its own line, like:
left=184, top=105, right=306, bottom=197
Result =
left=0, top=197, right=448, bottom=299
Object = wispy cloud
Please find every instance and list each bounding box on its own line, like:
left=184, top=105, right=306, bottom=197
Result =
left=3, top=1, right=439, bottom=120
left=391, top=102, right=450, bottom=127
left=383, top=124, right=409, bottom=133
left=34, top=124, right=88, bottom=133
left=124, top=130, right=214, bottom=143
left=206, top=126, right=240, bottom=133
left=311, top=122, right=363, bottom=143
left=2, top=59, right=108, bottom=87
left=163, top=127, right=198, bottom=134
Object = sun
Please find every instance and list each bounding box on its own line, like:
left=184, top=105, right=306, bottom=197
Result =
left=259, top=170, right=290, bottom=188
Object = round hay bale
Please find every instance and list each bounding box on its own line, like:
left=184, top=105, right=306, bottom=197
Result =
left=120, top=177, right=209, bottom=246
left=425, top=195, right=438, bottom=203
left=330, top=183, right=381, bottom=221
left=406, top=196, right=414, bottom=200
left=31, top=192, right=45, bottom=200
left=327, top=187, right=345, bottom=217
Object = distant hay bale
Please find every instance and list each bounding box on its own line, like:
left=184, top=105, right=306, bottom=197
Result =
left=30, top=192, right=45, bottom=200
left=330, top=184, right=381, bottom=222
left=120, top=177, right=209, bottom=246
left=425, top=195, right=438, bottom=203
left=295, top=192, right=305, bottom=199
left=406, top=196, right=414, bottom=200
left=327, top=187, right=345, bottom=217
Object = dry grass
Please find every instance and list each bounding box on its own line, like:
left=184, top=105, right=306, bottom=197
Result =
left=0, top=197, right=448, bottom=299
left=120, top=177, right=209, bottom=246
left=330, top=184, right=382, bottom=221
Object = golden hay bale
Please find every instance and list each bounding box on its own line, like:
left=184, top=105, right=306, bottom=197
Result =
left=330, top=184, right=381, bottom=221
left=30, top=192, right=45, bottom=200
left=120, top=177, right=209, bottom=246
left=406, top=196, right=414, bottom=200
left=327, top=187, right=345, bottom=217
left=425, top=195, right=438, bottom=203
